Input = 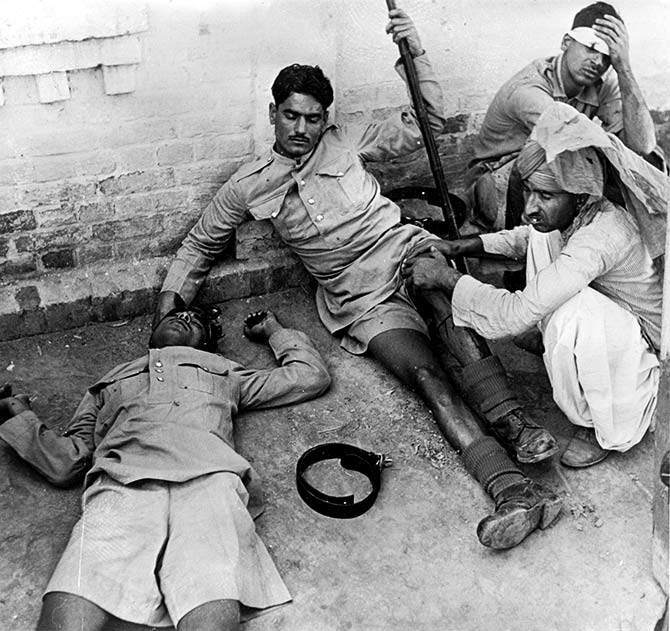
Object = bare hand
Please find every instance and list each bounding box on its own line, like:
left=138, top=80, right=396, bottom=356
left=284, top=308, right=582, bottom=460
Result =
left=404, top=238, right=460, bottom=264
left=0, top=395, right=31, bottom=424
left=593, top=14, right=631, bottom=71
left=243, top=310, right=283, bottom=344
left=152, top=291, right=184, bottom=330
left=401, top=247, right=463, bottom=294
left=386, top=8, right=424, bottom=58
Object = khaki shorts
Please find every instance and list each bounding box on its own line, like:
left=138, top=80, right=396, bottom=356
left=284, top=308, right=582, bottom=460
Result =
left=342, top=285, right=429, bottom=354
left=46, top=472, right=290, bottom=627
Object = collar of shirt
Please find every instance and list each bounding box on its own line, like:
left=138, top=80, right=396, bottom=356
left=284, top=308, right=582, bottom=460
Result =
left=547, top=54, right=601, bottom=108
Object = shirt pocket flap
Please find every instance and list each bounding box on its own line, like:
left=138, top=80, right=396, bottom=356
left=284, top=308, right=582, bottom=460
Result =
left=248, top=193, right=285, bottom=220
left=315, top=152, right=353, bottom=177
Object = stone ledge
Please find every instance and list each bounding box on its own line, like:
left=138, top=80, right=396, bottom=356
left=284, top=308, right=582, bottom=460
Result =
left=0, top=251, right=311, bottom=341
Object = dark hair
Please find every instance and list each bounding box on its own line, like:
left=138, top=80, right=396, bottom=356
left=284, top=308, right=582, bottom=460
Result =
left=271, top=64, right=334, bottom=110
left=572, top=2, right=621, bottom=28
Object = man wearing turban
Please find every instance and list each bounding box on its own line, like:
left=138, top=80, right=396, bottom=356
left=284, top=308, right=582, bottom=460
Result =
left=403, top=102, right=668, bottom=468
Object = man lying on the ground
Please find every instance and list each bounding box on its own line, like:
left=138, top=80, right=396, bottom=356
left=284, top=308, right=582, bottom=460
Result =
left=467, top=2, right=661, bottom=233
left=154, top=6, right=563, bottom=550
left=0, top=307, right=331, bottom=631
left=403, top=102, right=666, bottom=468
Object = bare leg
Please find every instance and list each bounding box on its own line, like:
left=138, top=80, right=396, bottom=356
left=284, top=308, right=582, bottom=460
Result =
left=369, top=327, right=562, bottom=549
left=416, top=289, right=558, bottom=464
left=36, top=592, right=110, bottom=631
left=368, top=327, right=484, bottom=450
left=177, top=599, right=240, bottom=631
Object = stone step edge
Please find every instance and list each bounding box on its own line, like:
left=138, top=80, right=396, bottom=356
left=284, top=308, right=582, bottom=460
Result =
left=0, top=254, right=311, bottom=342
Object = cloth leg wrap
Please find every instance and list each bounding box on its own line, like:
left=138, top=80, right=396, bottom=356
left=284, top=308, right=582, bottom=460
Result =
left=462, top=436, right=524, bottom=499
left=461, top=355, right=520, bottom=423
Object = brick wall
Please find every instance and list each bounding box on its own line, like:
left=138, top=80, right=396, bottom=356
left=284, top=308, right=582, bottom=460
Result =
left=0, top=0, right=669, bottom=340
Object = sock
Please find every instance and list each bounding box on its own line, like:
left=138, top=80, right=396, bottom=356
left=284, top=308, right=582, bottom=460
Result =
left=461, top=355, right=520, bottom=423
left=462, top=436, right=525, bottom=499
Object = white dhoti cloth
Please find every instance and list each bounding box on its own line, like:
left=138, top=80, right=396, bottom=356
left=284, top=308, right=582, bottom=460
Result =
left=527, top=230, right=659, bottom=451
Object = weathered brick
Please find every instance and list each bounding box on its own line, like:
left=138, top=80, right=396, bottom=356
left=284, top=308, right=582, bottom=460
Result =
left=77, top=200, right=114, bottom=224
left=236, top=219, right=287, bottom=260
left=153, top=189, right=192, bottom=214
left=98, top=169, right=176, bottom=196
left=0, top=257, right=38, bottom=277
left=114, top=194, right=156, bottom=219
left=115, top=145, right=157, bottom=172
left=0, top=238, right=9, bottom=257
left=0, top=209, right=37, bottom=232
left=15, top=285, right=41, bottom=310
left=92, top=215, right=164, bottom=242
left=34, top=205, right=77, bottom=228
left=76, top=243, right=114, bottom=265
left=42, top=249, right=76, bottom=269
left=15, top=226, right=88, bottom=253
left=157, top=142, right=193, bottom=166
left=75, top=151, right=117, bottom=178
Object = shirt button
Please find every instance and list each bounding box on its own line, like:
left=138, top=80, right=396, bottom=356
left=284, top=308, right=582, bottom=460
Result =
left=155, top=361, right=162, bottom=367
left=300, top=180, right=306, bottom=186
left=156, top=368, right=164, bottom=373
left=316, top=214, right=324, bottom=221
left=308, top=198, right=315, bottom=205
left=336, top=171, right=344, bottom=177
left=156, top=376, right=165, bottom=382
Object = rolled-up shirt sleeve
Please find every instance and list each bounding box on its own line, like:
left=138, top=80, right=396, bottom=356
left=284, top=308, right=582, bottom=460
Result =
left=452, top=226, right=618, bottom=338
left=353, top=55, right=447, bottom=163
left=235, top=328, right=331, bottom=410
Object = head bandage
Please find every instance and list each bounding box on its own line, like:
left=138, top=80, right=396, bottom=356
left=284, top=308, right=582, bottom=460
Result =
left=567, top=27, right=610, bottom=56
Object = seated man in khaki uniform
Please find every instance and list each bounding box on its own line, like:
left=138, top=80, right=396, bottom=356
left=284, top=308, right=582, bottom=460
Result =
left=154, top=7, right=563, bottom=550
left=467, top=2, right=659, bottom=233
left=0, top=307, right=331, bottom=631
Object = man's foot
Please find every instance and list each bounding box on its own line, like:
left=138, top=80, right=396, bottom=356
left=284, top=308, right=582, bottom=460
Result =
left=243, top=310, right=283, bottom=344
left=560, top=427, right=610, bottom=468
left=477, top=479, right=562, bottom=549
left=490, top=409, right=559, bottom=464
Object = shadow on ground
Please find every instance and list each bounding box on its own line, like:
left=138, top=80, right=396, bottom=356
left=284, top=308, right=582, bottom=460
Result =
left=0, top=286, right=665, bottom=631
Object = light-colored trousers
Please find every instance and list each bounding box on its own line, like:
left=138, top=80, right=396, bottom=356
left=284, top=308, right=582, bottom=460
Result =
left=528, top=230, right=659, bottom=451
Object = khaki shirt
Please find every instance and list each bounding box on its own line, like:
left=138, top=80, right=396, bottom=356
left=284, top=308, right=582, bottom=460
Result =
left=471, top=54, right=622, bottom=166
left=162, top=56, right=445, bottom=333
left=0, top=329, right=330, bottom=516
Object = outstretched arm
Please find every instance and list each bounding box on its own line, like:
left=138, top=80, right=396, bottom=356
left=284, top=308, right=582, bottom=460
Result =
left=156, top=179, right=249, bottom=327
left=236, top=310, right=331, bottom=410
left=593, top=14, right=656, bottom=156
left=0, top=389, right=97, bottom=487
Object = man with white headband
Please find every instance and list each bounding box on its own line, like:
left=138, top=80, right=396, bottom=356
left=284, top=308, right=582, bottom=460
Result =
left=465, top=2, right=659, bottom=234
left=402, top=102, right=667, bottom=469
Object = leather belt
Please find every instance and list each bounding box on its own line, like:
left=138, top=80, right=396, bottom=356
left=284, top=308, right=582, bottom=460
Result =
left=296, top=443, right=393, bottom=519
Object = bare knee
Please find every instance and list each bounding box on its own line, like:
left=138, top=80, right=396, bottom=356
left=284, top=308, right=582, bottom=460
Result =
left=37, top=592, right=109, bottom=631
left=178, top=599, right=240, bottom=631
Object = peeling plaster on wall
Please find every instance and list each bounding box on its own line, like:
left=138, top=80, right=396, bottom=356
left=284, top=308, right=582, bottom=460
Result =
left=0, top=3, right=148, bottom=104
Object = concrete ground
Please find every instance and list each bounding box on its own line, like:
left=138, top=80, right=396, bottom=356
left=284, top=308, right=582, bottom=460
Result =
left=0, top=285, right=666, bottom=631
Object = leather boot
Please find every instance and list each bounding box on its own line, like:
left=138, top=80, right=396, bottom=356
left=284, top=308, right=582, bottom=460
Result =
left=560, top=427, right=610, bottom=468
left=477, top=479, right=563, bottom=549
left=490, top=409, right=558, bottom=464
